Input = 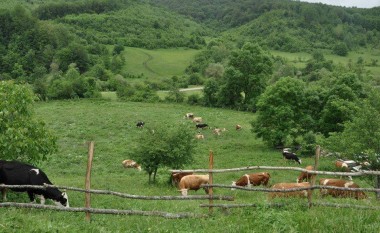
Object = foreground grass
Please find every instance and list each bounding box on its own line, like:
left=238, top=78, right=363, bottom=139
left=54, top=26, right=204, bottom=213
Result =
left=0, top=99, right=379, bottom=232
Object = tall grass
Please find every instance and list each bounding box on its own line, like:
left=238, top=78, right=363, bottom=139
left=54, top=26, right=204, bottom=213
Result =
left=0, top=99, right=379, bottom=232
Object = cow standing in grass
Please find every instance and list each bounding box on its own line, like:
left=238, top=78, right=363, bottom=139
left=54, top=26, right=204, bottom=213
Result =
left=0, top=160, right=69, bottom=207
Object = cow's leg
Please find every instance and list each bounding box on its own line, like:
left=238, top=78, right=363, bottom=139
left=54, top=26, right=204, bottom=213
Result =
left=37, top=195, right=46, bottom=205
left=1, top=187, right=7, bottom=201
left=27, top=191, right=36, bottom=203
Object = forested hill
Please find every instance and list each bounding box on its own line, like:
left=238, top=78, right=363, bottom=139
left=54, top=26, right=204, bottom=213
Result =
left=152, top=0, right=380, bottom=51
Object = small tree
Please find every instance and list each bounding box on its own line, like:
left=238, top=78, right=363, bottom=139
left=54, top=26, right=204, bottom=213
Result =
left=0, top=81, right=57, bottom=163
left=132, top=123, right=195, bottom=183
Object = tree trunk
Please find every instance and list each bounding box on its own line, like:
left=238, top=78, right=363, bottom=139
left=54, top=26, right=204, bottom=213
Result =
left=153, top=168, right=158, bottom=183
left=376, top=175, right=380, bottom=200
left=148, top=172, right=152, bottom=184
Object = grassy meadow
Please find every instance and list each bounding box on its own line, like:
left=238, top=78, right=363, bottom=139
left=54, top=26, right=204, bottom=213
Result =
left=0, top=99, right=379, bottom=232
left=123, top=47, right=199, bottom=80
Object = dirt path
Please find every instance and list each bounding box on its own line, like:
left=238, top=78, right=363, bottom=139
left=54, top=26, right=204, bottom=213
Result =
left=141, top=51, right=159, bottom=75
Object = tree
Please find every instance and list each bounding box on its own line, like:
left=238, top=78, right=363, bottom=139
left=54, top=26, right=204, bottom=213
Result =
left=0, top=81, right=57, bottom=163
left=132, top=123, right=195, bottom=183
left=252, top=77, right=312, bottom=148
left=222, top=42, right=273, bottom=111
left=323, top=101, right=380, bottom=199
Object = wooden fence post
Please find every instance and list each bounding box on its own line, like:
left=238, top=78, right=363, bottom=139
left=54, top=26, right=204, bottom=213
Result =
left=308, top=145, right=320, bottom=208
left=85, top=141, right=95, bottom=221
left=209, top=150, right=214, bottom=214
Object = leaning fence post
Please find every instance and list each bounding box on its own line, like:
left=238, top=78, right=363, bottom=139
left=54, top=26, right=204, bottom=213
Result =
left=208, top=150, right=214, bottom=214
left=85, top=141, right=95, bottom=221
left=308, top=145, right=320, bottom=208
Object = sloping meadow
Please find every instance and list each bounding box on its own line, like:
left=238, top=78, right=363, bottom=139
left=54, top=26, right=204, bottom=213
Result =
left=0, top=99, right=379, bottom=232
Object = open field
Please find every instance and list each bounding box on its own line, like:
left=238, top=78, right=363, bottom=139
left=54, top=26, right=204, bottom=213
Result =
left=0, top=99, right=379, bottom=232
left=123, top=47, right=200, bottom=80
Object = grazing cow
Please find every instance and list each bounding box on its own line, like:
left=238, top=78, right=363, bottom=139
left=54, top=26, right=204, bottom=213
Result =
left=319, top=178, right=367, bottom=200
left=178, top=175, right=209, bottom=196
left=268, top=182, right=311, bottom=199
left=122, top=159, right=142, bottom=171
left=213, top=128, right=222, bottom=136
left=192, top=117, right=202, bottom=123
left=136, top=121, right=145, bottom=128
left=231, top=172, right=271, bottom=190
left=335, top=159, right=362, bottom=180
left=282, top=148, right=302, bottom=164
left=196, top=123, right=209, bottom=129
left=0, top=160, right=69, bottom=207
left=297, top=165, right=315, bottom=183
left=170, top=172, right=194, bottom=187
left=184, top=113, right=194, bottom=119
left=235, top=124, right=242, bottom=130
left=195, top=133, right=205, bottom=140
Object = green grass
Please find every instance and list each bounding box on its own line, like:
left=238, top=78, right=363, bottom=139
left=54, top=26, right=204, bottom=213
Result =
left=0, top=99, right=379, bottom=232
left=123, top=47, right=200, bottom=80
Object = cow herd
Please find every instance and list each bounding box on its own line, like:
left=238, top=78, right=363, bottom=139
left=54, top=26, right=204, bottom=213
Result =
left=170, top=167, right=368, bottom=200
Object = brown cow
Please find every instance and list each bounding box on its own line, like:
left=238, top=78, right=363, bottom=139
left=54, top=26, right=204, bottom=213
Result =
left=235, top=124, right=242, bottom=130
left=297, top=165, right=315, bottom=183
left=171, top=172, right=194, bottom=187
left=268, top=182, right=311, bottom=199
left=231, top=172, right=271, bottom=190
left=122, top=159, right=141, bottom=171
left=192, top=117, right=202, bottom=123
left=319, top=178, right=367, bottom=200
left=178, top=174, right=209, bottom=196
left=195, top=133, right=205, bottom=140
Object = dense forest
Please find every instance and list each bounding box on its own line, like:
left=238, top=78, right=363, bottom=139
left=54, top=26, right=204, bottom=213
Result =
left=1, top=0, right=380, bottom=155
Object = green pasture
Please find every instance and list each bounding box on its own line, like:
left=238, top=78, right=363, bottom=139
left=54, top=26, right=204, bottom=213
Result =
left=123, top=47, right=200, bottom=80
left=0, top=99, right=379, bottom=232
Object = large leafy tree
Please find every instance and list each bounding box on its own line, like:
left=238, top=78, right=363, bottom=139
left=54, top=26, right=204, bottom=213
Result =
left=252, top=77, right=312, bottom=148
left=0, top=81, right=57, bottom=163
left=220, top=42, right=273, bottom=111
left=132, top=123, right=195, bottom=183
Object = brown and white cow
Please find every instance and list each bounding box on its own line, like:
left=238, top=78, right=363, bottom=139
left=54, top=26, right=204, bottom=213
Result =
left=122, top=159, right=141, bottom=171
left=192, top=117, right=203, bottom=123
left=184, top=113, right=194, bottom=119
left=297, top=165, right=315, bottom=183
left=268, top=182, right=311, bottom=199
left=319, top=178, right=367, bottom=200
left=231, top=172, right=271, bottom=190
left=195, top=133, right=205, bottom=140
left=171, top=172, right=194, bottom=187
left=335, top=160, right=355, bottom=180
left=235, top=124, right=242, bottom=130
left=178, top=174, right=209, bottom=196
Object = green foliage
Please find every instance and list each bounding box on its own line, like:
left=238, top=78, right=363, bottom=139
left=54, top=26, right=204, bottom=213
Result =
left=323, top=100, right=380, bottom=170
left=252, top=77, right=311, bottom=147
left=332, top=42, right=349, bottom=56
left=116, top=83, right=160, bottom=103
left=0, top=81, right=57, bottom=163
left=132, top=123, right=195, bottom=183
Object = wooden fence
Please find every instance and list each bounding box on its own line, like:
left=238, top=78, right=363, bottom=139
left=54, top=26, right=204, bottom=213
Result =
left=1, top=145, right=379, bottom=220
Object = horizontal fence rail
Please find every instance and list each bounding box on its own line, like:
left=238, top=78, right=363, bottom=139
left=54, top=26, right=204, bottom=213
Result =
left=171, top=166, right=380, bottom=176
left=0, top=184, right=234, bottom=201
left=0, top=202, right=207, bottom=219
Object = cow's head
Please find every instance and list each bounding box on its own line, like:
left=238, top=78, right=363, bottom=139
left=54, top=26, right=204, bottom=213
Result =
left=54, top=191, right=69, bottom=207
left=231, top=181, right=236, bottom=190
left=179, top=189, right=188, bottom=196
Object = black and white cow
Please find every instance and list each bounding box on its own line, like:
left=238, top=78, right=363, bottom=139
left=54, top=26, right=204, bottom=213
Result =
left=282, top=148, right=302, bottom=164
left=0, top=160, right=69, bottom=207
left=195, top=123, right=209, bottom=129
left=136, top=121, right=145, bottom=128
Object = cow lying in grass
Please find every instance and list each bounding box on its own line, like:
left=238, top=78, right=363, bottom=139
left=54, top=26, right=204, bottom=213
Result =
left=319, top=178, right=367, bottom=200
left=231, top=172, right=271, bottom=190
left=268, top=182, right=311, bottom=200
